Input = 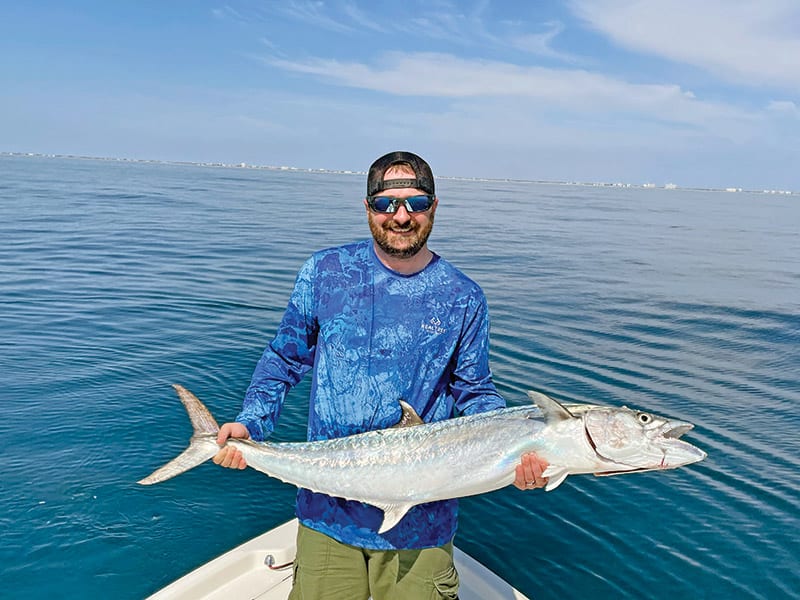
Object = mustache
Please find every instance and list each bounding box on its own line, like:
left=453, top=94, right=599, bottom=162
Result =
left=384, top=221, right=418, bottom=233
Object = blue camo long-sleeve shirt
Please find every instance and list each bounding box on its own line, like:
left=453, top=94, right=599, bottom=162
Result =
left=236, top=239, right=505, bottom=549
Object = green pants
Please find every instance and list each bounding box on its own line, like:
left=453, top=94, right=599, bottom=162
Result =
left=288, top=524, right=459, bottom=600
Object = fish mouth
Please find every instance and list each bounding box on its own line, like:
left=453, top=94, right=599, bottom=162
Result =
left=663, top=421, right=694, bottom=439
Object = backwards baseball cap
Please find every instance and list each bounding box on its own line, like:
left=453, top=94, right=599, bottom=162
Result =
left=367, top=151, right=435, bottom=197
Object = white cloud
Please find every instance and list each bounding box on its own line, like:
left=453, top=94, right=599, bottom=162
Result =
left=215, top=1, right=356, bottom=32
left=276, top=1, right=355, bottom=33
left=569, top=0, right=800, bottom=90
left=230, top=1, right=579, bottom=62
left=767, top=100, right=799, bottom=116
left=261, top=51, right=759, bottom=136
left=507, top=21, right=579, bottom=62
left=341, top=1, right=386, bottom=33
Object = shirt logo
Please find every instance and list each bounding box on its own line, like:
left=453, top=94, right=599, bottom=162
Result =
left=420, top=316, right=446, bottom=335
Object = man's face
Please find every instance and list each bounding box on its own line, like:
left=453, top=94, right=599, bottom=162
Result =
left=366, top=166, right=437, bottom=259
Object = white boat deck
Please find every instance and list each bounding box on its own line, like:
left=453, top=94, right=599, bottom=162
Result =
left=147, top=519, right=529, bottom=599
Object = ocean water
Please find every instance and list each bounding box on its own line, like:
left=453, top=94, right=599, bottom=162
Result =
left=1, top=156, right=798, bottom=599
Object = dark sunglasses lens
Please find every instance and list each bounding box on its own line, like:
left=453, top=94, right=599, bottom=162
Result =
left=406, top=195, right=434, bottom=212
left=369, top=195, right=434, bottom=213
left=370, top=196, right=394, bottom=212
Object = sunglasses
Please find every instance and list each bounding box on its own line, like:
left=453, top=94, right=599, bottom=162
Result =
left=366, top=194, right=435, bottom=214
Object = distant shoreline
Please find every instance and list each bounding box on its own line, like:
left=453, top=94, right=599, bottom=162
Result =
left=2, top=151, right=796, bottom=196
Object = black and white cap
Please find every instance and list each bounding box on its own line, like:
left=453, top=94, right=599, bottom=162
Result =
left=366, top=151, right=435, bottom=197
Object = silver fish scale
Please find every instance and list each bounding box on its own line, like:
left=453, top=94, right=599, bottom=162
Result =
left=235, top=405, right=546, bottom=504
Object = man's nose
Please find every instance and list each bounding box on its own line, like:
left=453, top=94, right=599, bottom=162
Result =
left=392, top=202, right=412, bottom=224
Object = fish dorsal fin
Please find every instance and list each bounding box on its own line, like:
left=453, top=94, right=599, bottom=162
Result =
left=392, top=400, right=425, bottom=428
left=527, top=390, right=575, bottom=423
left=375, top=503, right=415, bottom=533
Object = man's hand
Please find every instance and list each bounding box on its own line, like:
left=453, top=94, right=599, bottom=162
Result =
left=513, top=452, right=549, bottom=490
left=212, top=422, right=250, bottom=470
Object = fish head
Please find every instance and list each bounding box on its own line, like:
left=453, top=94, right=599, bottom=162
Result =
left=583, top=406, right=706, bottom=474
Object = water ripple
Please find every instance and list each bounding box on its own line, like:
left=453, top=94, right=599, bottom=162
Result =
left=2, top=157, right=799, bottom=600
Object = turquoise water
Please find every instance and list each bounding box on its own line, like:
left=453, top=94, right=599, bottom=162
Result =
left=1, top=156, right=798, bottom=599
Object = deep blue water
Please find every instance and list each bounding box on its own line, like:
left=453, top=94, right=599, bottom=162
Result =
left=1, top=156, right=798, bottom=599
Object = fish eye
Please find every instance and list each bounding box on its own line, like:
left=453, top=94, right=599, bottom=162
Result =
left=637, top=412, right=652, bottom=424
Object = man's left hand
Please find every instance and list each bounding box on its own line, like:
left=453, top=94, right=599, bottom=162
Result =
left=513, top=452, right=549, bottom=490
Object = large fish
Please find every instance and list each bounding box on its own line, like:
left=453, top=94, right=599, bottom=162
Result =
left=139, top=385, right=706, bottom=533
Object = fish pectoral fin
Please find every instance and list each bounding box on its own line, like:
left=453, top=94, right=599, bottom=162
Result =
left=375, top=503, right=415, bottom=534
left=542, top=465, right=570, bottom=491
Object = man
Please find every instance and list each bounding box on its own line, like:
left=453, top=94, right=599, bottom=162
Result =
left=213, top=151, right=548, bottom=599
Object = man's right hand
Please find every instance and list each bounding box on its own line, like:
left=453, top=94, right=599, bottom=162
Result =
left=212, top=422, right=250, bottom=470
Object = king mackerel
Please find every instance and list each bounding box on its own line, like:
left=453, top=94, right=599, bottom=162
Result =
left=140, top=385, right=706, bottom=533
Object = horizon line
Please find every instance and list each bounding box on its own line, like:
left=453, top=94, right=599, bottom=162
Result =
left=2, top=150, right=796, bottom=196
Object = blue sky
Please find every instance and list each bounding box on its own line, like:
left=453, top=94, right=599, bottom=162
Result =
left=2, top=1, right=799, bottom=190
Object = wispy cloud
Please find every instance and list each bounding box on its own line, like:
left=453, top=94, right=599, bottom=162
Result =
left=341, top=1, right=386, bottom=33
left=224, top=1, right=579, bottom=62
left=212, top=5, right=249, bottom=24
left=214, top=1, right=356, bottom=33
left=276, top=1, right=355, bottom=33
left=767, top=100, right=799, bottom=117
left=569, top=0, right=800, bottom=90
left=507, top=21, right=578, bottom=62
left=261, top=51, right=759, bottom=135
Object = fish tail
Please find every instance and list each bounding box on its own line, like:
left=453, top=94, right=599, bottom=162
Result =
left=137, top=385, right=221, bottom=485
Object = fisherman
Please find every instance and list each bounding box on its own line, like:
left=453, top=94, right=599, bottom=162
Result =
left=213, top=151, right=549, bottom=600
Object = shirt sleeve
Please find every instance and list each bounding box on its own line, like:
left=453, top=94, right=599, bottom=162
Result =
left=451, top=291, right=506, bottom=416
left=236, top=257, right=318, bottom=440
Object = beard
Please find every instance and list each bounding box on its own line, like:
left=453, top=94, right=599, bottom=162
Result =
left=368, top=212, right=435, bottom=259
